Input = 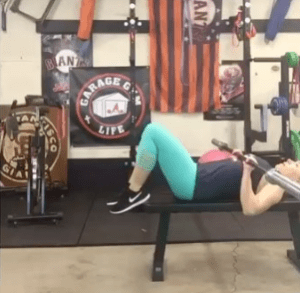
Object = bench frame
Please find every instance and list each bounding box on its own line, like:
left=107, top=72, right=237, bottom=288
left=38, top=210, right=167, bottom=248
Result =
left=141, top=201, right=300, bottom=282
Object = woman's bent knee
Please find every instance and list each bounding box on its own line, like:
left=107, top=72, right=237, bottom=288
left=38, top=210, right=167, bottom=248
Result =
left=143, top=122, right=163, bottom=137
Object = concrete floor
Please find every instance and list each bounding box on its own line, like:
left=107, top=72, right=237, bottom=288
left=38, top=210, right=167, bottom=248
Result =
left=1, top=242, right=300, bottom=293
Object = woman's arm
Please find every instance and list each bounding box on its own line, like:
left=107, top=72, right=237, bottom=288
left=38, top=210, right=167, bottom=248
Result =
left=231, top=150, right=286, bottom=215
left=239, top=167, right=257, bottom=215
left=240, top=168, right=285, bottom=216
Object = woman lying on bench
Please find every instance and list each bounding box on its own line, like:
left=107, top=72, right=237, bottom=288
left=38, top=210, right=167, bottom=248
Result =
left=107, top=123, right=300, bottom=216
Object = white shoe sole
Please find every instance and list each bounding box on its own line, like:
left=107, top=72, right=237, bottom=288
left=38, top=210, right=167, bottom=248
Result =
left=107, top=201, right=118, bottom=206
left=109, top=193, right=151, bottom=214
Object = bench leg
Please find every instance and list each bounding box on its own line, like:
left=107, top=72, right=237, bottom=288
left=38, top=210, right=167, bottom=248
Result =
left=152, top=212, right=171, bottom=282
left=287, top=211, right=300, bottom=272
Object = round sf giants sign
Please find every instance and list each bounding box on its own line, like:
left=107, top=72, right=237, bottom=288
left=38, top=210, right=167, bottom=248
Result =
left=0, top=111, right=61, bottom=184
left=76, top=73, right=147, bottom=139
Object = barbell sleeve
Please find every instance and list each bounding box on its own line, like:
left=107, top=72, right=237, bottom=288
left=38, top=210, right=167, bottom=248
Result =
left=211, top=139, right=268, bottom=173
left=211, top=139, right=231, bottom=151
left=265, top=169, right=300, bottom=201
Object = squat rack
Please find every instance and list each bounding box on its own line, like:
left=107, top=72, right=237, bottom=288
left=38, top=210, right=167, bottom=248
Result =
left=35, top=0, right=300, bottom=161
left=239, top=0, right=297, bottom=159
left=250, top=56, right=299, bottom=160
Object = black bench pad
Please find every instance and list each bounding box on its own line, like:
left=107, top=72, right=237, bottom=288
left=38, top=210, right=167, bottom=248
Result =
left=139, top=186, right=300, bottom=213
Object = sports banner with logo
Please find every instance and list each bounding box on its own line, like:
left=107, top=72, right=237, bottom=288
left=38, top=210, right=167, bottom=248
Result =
left=0, top=106, right=68, bottom=189
left=69, top=67, right=151, bottom=147
left=149, top=0, right=222, bottom=113
left=42, top=34, right=93, bottom=106
left=204, top=61, right=245, bottom=121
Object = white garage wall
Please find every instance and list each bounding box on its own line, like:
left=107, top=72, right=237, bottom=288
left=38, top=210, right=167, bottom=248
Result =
left=1, top=0, right=300, bottom=159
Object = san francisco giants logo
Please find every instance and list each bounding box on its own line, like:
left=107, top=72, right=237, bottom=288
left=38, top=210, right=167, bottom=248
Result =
left=0, top=111, right=61, bottom=183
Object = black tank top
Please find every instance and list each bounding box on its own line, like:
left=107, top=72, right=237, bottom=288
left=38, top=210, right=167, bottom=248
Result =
left=192, top=155, right=273, bottom=202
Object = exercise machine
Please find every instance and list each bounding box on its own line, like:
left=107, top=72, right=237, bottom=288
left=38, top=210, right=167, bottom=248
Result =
left=6, top=96, right=63, bottom=226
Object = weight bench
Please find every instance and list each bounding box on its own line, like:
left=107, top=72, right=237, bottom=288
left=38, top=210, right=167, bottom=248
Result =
left=137, top=186, right=300, bottom=282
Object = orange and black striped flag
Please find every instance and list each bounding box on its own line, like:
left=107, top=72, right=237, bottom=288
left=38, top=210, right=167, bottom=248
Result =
left=149, top=0, right=222, bottom=113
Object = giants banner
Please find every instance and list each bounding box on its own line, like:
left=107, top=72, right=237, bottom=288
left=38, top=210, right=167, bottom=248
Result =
left=149, top=0, right=222, bottom=113
left=70, top=67, right=151, bottom=147
left=42, top=34, right=93, bottom=106
left=204, top=61, right=245, bottom=121
left=0, top=106, right=68, bottom=189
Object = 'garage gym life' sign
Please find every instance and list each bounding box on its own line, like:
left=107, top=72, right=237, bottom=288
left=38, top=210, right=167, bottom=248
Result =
left=69, top=67, right=150, bottom=147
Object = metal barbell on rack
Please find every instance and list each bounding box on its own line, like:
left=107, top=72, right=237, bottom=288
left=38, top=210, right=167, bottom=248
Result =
left=255, top=97, right=298, bottom=116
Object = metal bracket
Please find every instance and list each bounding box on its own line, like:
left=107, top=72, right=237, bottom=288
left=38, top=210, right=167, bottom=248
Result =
left=250, top=104, right=268, bottom=146
left=250, top=130, right=267, bottom=146
left=10, top=0, right=57, bottom=24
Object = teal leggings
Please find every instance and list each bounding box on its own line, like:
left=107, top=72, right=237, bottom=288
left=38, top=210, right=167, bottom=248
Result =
left=136, top=123, right=197, bottom=200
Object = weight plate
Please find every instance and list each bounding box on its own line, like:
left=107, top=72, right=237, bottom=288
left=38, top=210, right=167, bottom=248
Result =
left=291, top=130, right=300, bottom=160
left=270, top=97, right=289, bottom=115
left=285, top=52, right=299, bottom=68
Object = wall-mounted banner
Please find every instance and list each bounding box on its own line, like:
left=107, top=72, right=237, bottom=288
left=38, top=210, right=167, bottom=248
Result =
left=42, top=35, right=93, bottom=106
left=149, top=0, right=223, bottom=113
left=70, top=67, right=151, bottom=147
left=204, top=61, right=245, bottom=121
left=0, top=106, right=68, bottom=189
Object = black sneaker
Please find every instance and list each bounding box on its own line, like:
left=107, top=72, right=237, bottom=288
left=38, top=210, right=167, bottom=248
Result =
left=109, top=188, right=151, bottom=214
left=106, top=184, right=130, bottom=206
left=106, top=192, right=122, bottom=206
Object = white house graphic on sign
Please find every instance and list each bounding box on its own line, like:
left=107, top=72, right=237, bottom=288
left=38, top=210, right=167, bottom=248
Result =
left=92, top=93, right=128, bottom=118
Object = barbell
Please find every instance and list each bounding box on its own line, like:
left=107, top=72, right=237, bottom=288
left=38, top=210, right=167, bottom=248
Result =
left=211, top=138, right=300, bottom=201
